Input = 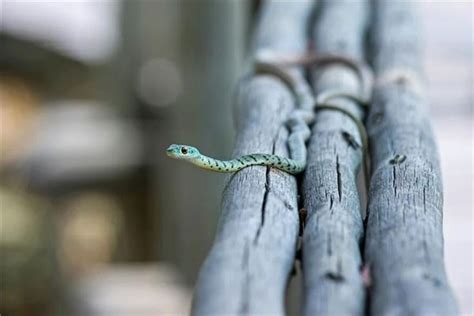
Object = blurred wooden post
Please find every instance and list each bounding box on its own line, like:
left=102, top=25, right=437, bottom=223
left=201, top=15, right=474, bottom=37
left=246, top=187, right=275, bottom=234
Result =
left=191, top=1, right=313, bottom=314
left=301, top=1, right=370, bottom=315
left=157, top=0, right=246, bottom=282
left=121, top=0, right=247, bottom=279
left=364, top=1, right=458, bottom=314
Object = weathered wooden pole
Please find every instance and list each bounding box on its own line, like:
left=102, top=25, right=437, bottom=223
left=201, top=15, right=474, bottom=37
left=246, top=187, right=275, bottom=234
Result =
left=364, top=1, right=459, bottom=314
left=191, top=1, right=313, bottom=314
left=301, top=1, right=370, bottom=315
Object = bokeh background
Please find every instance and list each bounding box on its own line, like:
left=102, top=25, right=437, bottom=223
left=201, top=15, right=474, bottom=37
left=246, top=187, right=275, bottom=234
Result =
left=0, top=1, right=472, bottom=315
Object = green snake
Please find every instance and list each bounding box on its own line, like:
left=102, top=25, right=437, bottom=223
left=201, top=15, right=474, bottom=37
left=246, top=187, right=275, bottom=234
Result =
left=167, top=51, right=373, bottom=175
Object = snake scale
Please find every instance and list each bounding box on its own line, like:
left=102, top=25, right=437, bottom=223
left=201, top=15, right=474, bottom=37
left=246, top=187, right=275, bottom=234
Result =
left=167, top=51, right=373, bottom=175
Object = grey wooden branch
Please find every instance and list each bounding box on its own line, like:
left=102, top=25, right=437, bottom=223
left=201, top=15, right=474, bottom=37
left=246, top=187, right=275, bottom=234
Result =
left=301, top=1, right=370, bottom=315
left=364, top=1, right=459, bottom=315
left=191, top=1, right=313, bottom=314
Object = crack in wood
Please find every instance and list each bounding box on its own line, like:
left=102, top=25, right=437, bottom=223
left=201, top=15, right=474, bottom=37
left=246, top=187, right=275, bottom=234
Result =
left=342, top=130, right=361, bottom=149
left=254, top=165, right=270, bottom=246
left=392, top=165, right=397, bottom=197
left=254, top=139, right=277, bottom=245
left=336, top=155, right=342, bottom=202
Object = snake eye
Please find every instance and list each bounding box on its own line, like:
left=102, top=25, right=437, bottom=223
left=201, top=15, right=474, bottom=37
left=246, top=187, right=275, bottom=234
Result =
left=181, top=147, right=188, bottom=155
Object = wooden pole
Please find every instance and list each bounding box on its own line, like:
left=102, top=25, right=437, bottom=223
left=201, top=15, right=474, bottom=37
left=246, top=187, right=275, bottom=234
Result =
left=131, top=0, right=246, bottom=280
left=191, top=1, right=314, bottom=314
left=364, top=1, right=458, bottom=314
left=301, top=1, right=370, bottom=315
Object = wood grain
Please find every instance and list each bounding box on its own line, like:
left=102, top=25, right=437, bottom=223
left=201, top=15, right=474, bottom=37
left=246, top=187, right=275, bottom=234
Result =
left=191, top=1, right=313, bottom=314
left=364, top=1, right=459, bottom=314
left=301, top=1, right=370, bottom=315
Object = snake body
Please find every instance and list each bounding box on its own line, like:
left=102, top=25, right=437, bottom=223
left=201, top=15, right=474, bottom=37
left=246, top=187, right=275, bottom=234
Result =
left=166, top=145, right=305, bottom=174
left=166, top=52, right=373, bottom=175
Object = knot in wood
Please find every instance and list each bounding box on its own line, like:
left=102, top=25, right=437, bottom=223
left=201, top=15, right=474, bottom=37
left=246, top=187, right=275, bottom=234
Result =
left=341, top=130, right=361, bottom=149
left=389, top=154, right=406, bottom=165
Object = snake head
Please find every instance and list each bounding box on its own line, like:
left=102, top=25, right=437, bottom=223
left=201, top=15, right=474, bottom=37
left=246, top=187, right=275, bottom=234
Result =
left=166, top=144, right=200, bottom=160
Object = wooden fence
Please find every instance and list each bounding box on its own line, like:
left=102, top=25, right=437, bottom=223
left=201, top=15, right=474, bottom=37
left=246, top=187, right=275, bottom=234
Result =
left=192, top=0, right=458, bottom=315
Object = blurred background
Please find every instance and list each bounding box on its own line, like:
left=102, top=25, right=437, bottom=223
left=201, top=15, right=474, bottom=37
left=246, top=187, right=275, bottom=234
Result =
left=0, top=1, right=472, bottom=315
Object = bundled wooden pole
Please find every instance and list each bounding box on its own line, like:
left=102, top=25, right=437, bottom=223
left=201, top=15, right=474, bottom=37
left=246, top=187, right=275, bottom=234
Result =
left=301, top=1, right=370, bottom=315
left=364, top=1, right=458, bottom=314
left=191, top=1, right=313, bottom=314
